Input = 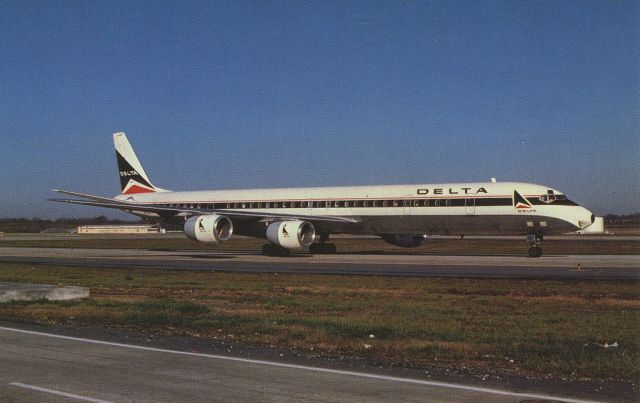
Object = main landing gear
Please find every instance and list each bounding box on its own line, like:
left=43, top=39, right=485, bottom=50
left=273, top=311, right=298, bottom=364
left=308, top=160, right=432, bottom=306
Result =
left=261, top=243, right=291, bottom=257
left=527, top=234, right=543, bottom=258
left=309, top=233, right=337, bottom=254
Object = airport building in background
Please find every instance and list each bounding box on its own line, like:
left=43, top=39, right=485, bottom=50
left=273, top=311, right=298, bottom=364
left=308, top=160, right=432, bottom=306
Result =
left=77, top=225, right=165, bottom=234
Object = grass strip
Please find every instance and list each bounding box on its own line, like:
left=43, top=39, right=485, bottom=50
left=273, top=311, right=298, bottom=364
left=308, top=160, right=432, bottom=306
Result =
left=0, top=263, right=638, bottom=383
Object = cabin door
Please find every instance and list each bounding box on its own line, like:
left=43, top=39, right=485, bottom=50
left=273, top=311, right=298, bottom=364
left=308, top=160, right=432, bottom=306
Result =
left=465, top=194, right=476, bottom=215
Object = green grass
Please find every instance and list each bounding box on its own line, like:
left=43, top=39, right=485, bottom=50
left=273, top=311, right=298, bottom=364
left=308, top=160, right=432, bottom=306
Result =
left=0, top=262, right=638, bottom=382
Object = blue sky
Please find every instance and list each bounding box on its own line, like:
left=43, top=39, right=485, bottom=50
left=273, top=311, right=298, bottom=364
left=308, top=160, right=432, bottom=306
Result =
left=1, top=1, right=638, bottom=218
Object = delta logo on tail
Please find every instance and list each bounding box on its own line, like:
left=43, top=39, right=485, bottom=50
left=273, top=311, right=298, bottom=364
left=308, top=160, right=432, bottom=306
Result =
left=116, top=151, right=156, bottom=195
left=513, top=190, right=532, bottom=209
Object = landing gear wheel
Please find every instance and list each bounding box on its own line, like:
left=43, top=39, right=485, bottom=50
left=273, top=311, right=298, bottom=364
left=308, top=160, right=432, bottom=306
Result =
left=262, top=243, right=291, bottom=257
left=528, top=246, right=543, bottom=258
left=309, top=243, right=337, bottom=254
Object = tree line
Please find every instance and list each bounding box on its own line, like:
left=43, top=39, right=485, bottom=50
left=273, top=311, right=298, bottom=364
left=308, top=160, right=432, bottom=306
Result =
left=0, top=216, right=146, bottom=233
left=604, top=213, right=640, bottom=225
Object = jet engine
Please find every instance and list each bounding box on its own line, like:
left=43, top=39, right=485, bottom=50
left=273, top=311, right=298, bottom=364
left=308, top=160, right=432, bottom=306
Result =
left=266, top=220, right=316, bottom=249
left=184, top=215, right=233, bottom=243
left=381, top=234, right=428, bottom=248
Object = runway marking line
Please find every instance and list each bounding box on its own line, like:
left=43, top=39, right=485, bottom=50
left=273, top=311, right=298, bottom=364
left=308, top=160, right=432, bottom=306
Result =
left=9, top=382, right=114, bottom=403
left=0, top=326, right=600, bottom=403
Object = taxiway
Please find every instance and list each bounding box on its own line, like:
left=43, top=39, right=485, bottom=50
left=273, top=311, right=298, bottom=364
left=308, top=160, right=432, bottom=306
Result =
left=0, top=246, right=638, bottom=280
left=0, top=324, right=600, bottom=403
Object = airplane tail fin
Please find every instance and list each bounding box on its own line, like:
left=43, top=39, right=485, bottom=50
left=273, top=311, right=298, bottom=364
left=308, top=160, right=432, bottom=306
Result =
left=113, top=132, right=165, bottom=194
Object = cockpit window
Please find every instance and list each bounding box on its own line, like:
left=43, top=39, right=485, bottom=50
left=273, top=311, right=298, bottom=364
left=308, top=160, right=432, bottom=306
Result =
left=536, top=191, right=578, bottom=206
left=539, top=190, right=556, bottom=204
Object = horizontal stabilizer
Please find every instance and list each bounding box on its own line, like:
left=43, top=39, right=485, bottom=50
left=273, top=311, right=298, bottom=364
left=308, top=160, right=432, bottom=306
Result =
left=52, top=189, right=119, bottom=203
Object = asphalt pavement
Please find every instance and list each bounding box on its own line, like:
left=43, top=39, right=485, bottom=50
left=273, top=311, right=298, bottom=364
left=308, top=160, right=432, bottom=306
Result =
left=0, top=247, right=638, bottom=280
left=0, top=325, right=602, bottom=403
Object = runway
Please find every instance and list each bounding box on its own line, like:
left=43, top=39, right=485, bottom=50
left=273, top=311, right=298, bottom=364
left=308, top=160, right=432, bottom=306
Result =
left=0, top=246, right=638, bottom=280
left=0, top=324, right=600, bottom=403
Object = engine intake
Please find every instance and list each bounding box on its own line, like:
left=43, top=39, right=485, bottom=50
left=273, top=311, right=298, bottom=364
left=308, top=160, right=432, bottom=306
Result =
left=184, top=215, right=233, bottom=243
left=266, top=220, right=315, bottom=249
left=381, top=234, right=428, bottom=248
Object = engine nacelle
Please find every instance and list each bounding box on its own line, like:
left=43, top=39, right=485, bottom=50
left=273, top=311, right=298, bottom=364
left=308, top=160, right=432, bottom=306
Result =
left=184, top=215, right=233, bottom=243
left=266, top=220, right=316, bottom=249
left=381, top=234, right=428, bottom=248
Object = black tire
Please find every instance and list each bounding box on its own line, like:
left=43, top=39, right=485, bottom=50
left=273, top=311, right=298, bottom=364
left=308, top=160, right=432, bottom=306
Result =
left=528, top=246, right=543, bottom=258
left=278, top=247, right=291, bottom=257
left=309, top=243, right=337, bottom=254
left=262, top=243, right=274, bottom=256
left=262, top=243, right=291, bottom=257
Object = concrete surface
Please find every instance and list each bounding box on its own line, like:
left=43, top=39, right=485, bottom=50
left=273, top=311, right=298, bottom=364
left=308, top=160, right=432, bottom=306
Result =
left=1, top=232, right=639, bottom=241
left=0, top=246, right=638, bottom=280
left=0, top=282, right=89, bottom=303
left=0, top=325, right=601, bottom=403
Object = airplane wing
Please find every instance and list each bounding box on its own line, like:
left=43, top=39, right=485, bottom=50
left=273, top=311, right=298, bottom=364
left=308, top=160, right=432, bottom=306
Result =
left=49, top=190, right=360, bottom=224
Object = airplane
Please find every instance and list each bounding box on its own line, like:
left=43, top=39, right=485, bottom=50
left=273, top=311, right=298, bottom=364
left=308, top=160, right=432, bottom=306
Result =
left=50, top=132, right=595, bottom=257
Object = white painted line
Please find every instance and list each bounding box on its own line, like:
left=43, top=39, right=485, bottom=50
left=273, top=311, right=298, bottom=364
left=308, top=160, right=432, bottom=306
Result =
left=10, top=382, right=114, bottom=403
left=0, top=326, right=600, bottom=403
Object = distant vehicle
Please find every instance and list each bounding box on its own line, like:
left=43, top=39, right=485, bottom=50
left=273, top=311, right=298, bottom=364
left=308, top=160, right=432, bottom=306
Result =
left=51, top=133, right=595, bottom=257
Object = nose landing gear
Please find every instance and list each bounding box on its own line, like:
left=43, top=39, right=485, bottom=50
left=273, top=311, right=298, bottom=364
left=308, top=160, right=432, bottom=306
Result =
left=527, top=234, right=543, bottom=258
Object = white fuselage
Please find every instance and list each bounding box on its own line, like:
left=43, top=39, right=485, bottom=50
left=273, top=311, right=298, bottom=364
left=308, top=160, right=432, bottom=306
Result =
left=115, top=181, right=594, bottom=236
